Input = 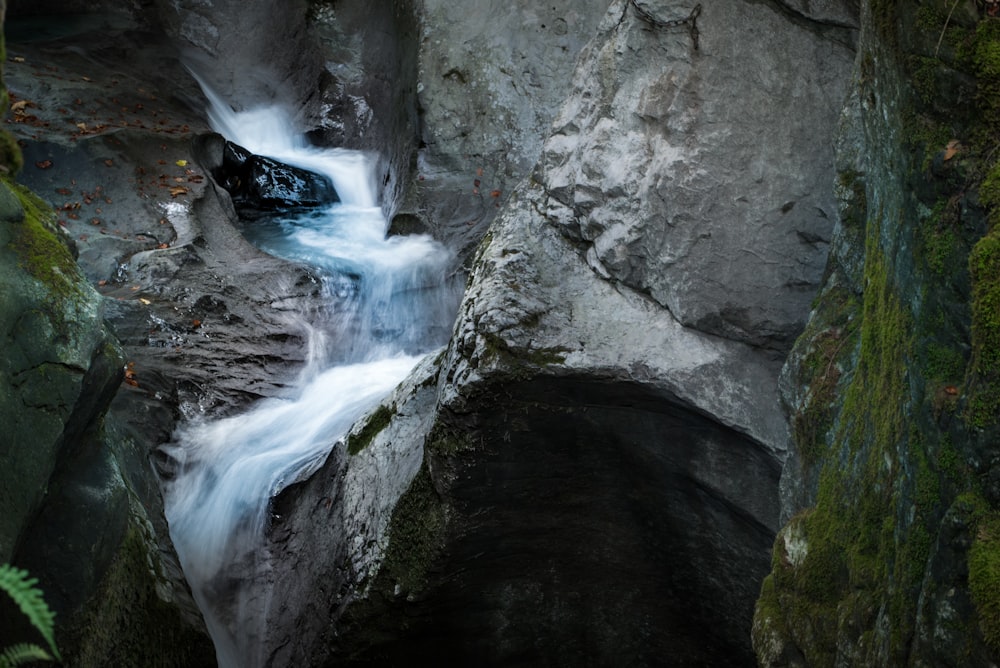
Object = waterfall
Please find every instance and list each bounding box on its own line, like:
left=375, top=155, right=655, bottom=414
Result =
left=163, top=88, right=456, bottom=668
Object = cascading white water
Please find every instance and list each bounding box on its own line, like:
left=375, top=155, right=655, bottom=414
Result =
left=163, top=88, right=456, bottom=668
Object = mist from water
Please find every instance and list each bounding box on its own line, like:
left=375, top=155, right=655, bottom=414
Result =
left=163, top=85, right=457, bottom=668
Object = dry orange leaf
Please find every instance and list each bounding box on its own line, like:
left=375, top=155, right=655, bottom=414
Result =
left=123, top=361, right=139, bottom=387
left=943, top=140, right=962, bottom=161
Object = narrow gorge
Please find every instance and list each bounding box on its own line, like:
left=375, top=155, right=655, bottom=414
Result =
left=1, top=1, right=999, bottom=667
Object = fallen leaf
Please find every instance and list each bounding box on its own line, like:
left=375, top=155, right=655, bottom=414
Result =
left=76, top=122, right=87, bottom=131
left=175, top=159, right=188, bottom=167
left=10, top=100, right=28, bottom=112
left=943, top=139, right=962, bottom=161
left=12, top=56, right=25, bottom=63
left=157, top=243, right=169, bottom=249
left=192, top=319, right=202, bottom=328
left=123, top=361, right=139, bottom=387
left=138, top=297, right=151, bottom=305
left=169, top=186, right=189, bottom=197
left=104, top=159, right=114, bottom=167
left=944, top=385, right=959, bottom=395
left=97, top=279, right=108, bottom=286
left=490, top=189, right=502, bottom=198
left=35, top=159, right=52, bottom=169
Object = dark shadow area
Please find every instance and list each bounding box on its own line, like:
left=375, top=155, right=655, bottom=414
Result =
left=339, top=377, right=781, bottom=667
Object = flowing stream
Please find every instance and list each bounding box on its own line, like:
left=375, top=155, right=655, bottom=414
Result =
left=163, top=89, right=457, bottom=667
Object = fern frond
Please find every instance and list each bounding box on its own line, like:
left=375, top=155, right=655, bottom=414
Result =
left=0, top=565, right=60, bottom=660
left=0, top=642, right=53, bottom=667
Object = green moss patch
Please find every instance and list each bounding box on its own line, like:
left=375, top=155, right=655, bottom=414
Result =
left=970, top=510, right=1000, bottom=650
left=4, top=179, right=86, bottom=306
left=791, top=285, right=860, bottom=467
left=346, top=404, right=395, bottom=456
left=966, top=229, right=1000, bottom=427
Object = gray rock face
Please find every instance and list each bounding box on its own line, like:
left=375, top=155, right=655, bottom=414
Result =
left=399, top=0, right=611, bottom=260
left=540, top=0, right=855, bottom=348
left=261, top=355, right=441, bottom=667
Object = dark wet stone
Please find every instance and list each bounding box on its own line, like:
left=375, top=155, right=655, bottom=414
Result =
left=212, top=139, right=340, bottom=215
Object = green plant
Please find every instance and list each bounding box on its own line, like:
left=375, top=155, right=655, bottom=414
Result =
left=0, top=564, right=60, bottom=666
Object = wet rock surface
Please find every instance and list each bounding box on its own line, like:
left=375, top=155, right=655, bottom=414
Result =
left=199, top=134, right=340, bottom=216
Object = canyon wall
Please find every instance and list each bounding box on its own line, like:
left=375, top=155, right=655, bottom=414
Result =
left=10, top=0, right=1000, bottom=666
left=754, top=0, right=1000, bottom=664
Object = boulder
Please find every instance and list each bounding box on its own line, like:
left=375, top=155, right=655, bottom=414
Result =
left=202, top=136, right=340, bottom=215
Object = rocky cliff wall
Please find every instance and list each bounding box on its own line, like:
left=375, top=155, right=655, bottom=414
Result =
left=754, top=0, right=1000, bottom=665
